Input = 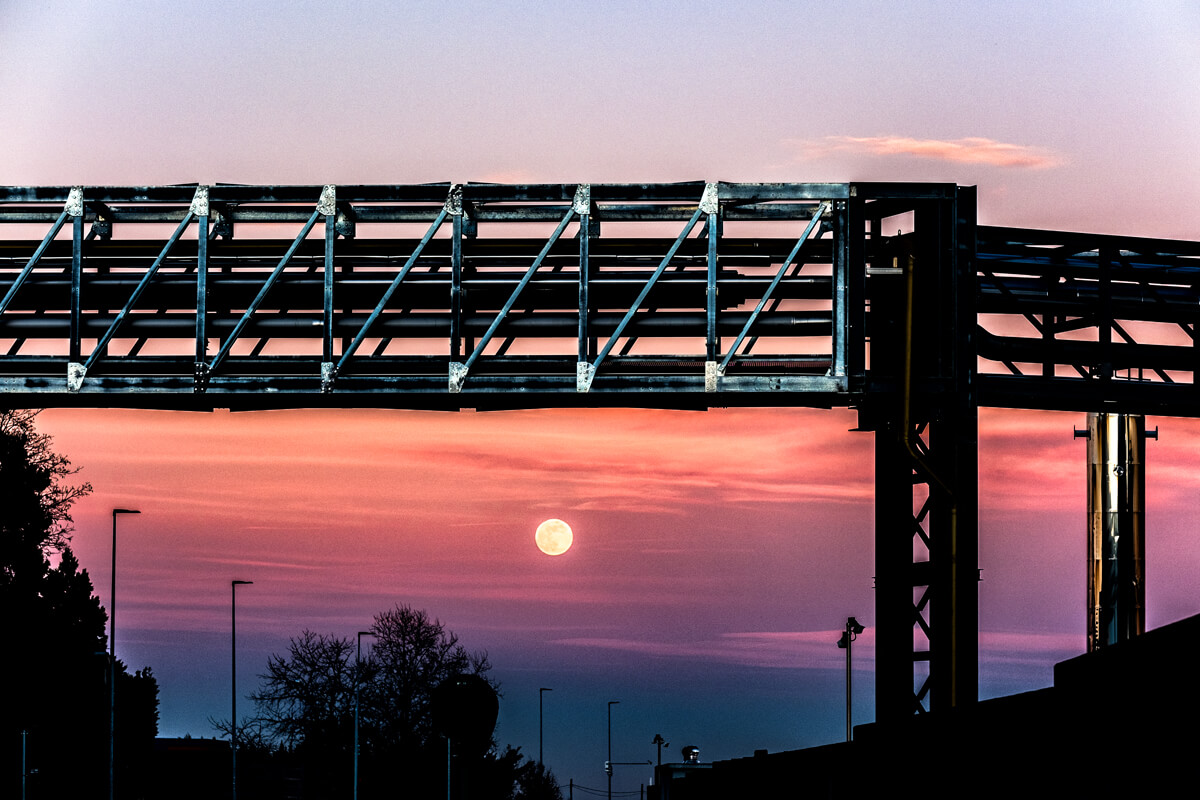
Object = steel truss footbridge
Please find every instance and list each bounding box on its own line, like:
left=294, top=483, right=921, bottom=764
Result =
left=3, top=181, right=1199, bottom=725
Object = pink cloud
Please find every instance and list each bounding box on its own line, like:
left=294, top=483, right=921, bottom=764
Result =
left=791, top=136, right=1063, bottom=169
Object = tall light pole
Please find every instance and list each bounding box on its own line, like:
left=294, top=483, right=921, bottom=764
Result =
left=539, top=687, right=552, bottom=766
left=354, top=630, right=375, bottom=800
left=607, top=700, right=619, bottom=800
left=110, top=507, right=139, bottom=800
left=231, top=580, right=253, bottom=800
left=836, top=616, right=865, bottom=742
left=652, top=734, right=668, bottom=766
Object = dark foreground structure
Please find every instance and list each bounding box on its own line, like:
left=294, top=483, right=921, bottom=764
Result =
left=656, top=612, right=1200, bottom=799
left=4, top=181, right=1199, bottom=743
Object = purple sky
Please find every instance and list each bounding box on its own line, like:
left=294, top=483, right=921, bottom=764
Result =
left=4, top=1, right=1200, bottom=791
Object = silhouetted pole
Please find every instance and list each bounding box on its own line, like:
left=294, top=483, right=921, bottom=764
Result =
left=607, top=700, right=619, bottom=800
left=110, top=507, right=139, bottom=800
left=539, top=687, right=552, bottom=765
left=836, top=617, right=864, bottom=742
left=231, top=580, right=253, bottom=800
left=354, top=630, right=375, bottom=800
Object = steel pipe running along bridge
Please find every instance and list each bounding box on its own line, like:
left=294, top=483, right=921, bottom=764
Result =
left=3, top=181, right=1200, bottom=727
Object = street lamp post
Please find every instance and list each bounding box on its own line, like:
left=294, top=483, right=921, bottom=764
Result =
left=652, top=734, right=668, bottom=766
left=836, top=616, right=865, bottom=742
left=607, top=700, right=619, bottom=800
left=110, top=507, right=139, bottom=800
left=539, top=687, right=552, bottom=766
left=354, top=630, right=375, bottom=800
left=231, top=580, right=253, bottom=800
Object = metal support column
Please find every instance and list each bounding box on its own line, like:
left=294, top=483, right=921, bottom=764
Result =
left=1077, top=412, right=1149, bottom=651
left=867, top=187, right=978, bottom=721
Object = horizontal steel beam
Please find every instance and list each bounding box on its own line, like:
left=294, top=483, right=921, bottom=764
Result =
left=2, top=181, right=1198, bottom=412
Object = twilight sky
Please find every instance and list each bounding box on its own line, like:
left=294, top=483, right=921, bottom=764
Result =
left=4, top=0, right=1200, bottom=792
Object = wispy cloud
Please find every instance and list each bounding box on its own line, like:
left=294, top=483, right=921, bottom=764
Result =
left=555, top=629, right=872, bottom=669
left=979, top=630, right=1083, bottom=664
left=789, top=136, right=1063, bottom=169
left=554, top=629, right=1084, bottom=672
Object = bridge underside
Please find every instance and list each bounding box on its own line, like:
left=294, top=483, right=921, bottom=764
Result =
left=3, top=181, right=1198, bottom=723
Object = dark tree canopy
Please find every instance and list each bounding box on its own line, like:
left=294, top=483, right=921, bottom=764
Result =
left=369, top=604, right=493, bottom=750
left=0, top=409, right=158, bottom=799
left=0, top=408, right=92, bottom=559
left=239, top=604, right=554, bottom=799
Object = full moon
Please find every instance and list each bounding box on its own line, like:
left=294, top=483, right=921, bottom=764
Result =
left=535, top=519, right=573, bottom=556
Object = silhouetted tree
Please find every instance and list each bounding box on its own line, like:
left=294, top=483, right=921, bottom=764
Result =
left=0, top=409, right=158, bottom=798
left=370, top=605, right=492, bottom=753
left=0, top=408, right=92, bottom=557
left=515, top=759, right=566, bottom=800
left=469, top=745, right=566, bottom=800
left=240, top=604, right=503, bottom=799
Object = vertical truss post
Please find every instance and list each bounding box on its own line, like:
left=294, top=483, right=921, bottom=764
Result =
left=942, top=185, right=978, bottom=711
left=832, top=199, right=849, bottom=379
left=69, top=190, right=84, bottom=369
left=319, top=185, right=337, bottom=387
left=577, top=184, right=592, bottom=384
left=450, top=187, right=464, bottom=362
left=867, top=188, right=978, bottom=722
left=703, top=185, right=719, bottom=391
left=846, top=190, right=867, bottom=389
left=1098, top=247, right=1113, bottom=380
left=196, top=197, right=209, bottom=391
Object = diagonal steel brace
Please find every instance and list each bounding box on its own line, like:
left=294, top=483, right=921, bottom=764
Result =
left=578, top=183, right=713, bottom=392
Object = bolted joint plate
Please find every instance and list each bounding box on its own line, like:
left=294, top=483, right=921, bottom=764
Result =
left=577, top=362, right=595, bottom=393
left=705, top=361, right=719, bottom=393
left=321, top=362, right=336, bottom=393
left=66, top=187, right=85, bottom=217
left=89, top=217, right=112, bottom=240
left=573, top=184, right=591, bottom=216
left=66, top=362, right=85, bottom=392
left=448, top=361, right=467, bottom=393
left=317, top=185, right=337, bottom=216
left=699, top=182, right=719, bottom=215
left=190, top=185, right=209, bottom=217
left=444, top=184, right=464, bottom=216
left=193, top=362, right=209, bottom=393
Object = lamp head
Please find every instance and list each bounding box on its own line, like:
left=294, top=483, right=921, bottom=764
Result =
left=848, top=617, right=865, bottom=635
left=113, top=508, right=140, bottom=515
left=837, top=631, right=850, bottom=648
